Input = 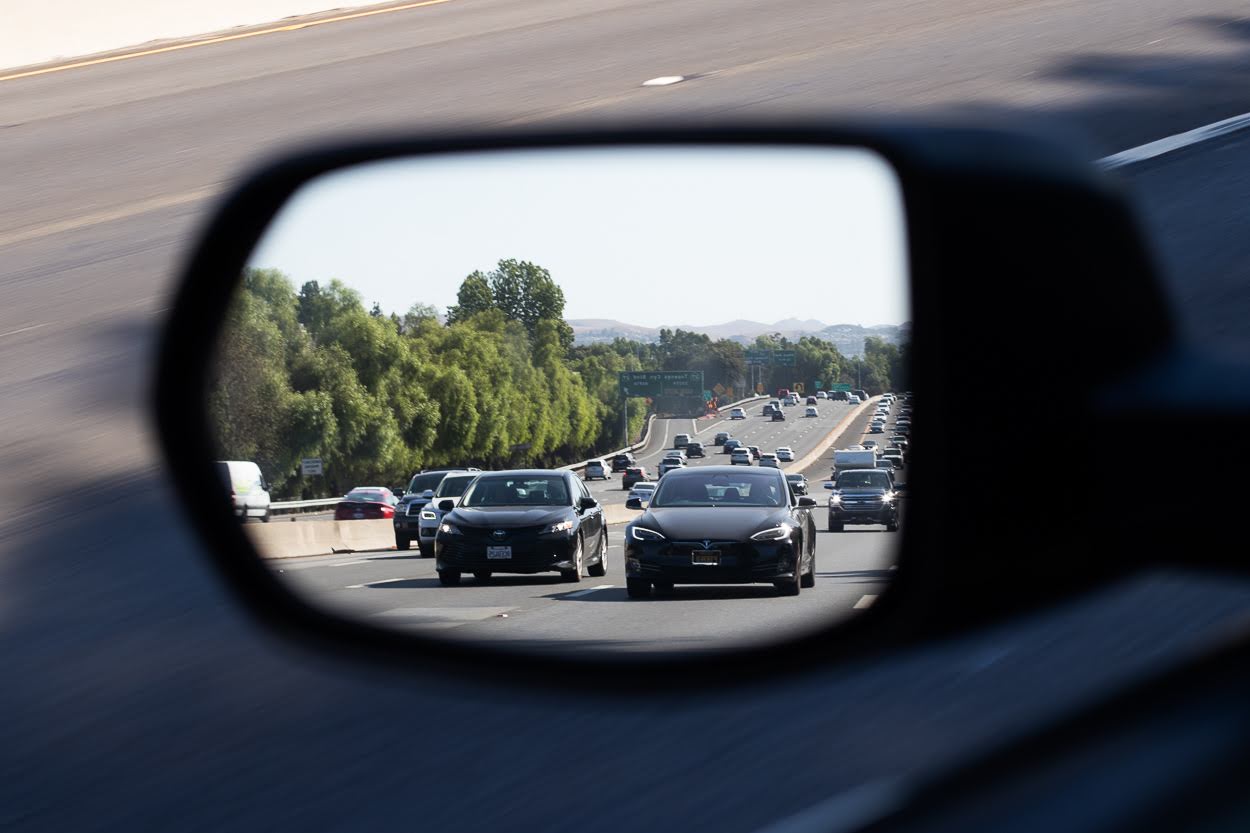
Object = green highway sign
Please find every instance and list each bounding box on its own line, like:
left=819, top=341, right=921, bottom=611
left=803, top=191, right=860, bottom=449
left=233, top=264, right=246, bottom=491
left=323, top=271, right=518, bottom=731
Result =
left=814, top=380, right=823, bottom=389
left=618, top=371, right=704, bottom=398
left=745, top=349, right=771, bottom=366
left=828, top=383, right=852, bottom=392
left=774, top=350, right=796, bottom=366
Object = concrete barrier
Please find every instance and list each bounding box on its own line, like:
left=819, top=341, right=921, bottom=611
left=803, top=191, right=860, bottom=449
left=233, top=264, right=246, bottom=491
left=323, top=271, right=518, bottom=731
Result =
left=249, top=518, right=393, bottom=559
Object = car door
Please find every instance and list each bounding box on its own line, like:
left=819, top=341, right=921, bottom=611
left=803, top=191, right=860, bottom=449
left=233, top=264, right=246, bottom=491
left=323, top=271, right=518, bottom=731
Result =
left=574, top=476, right=603, bottom=545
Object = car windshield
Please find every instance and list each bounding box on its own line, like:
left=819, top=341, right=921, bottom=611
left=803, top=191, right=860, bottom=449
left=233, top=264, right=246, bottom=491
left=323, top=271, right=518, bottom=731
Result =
left=786, top=474, right=803, bottom=483
left=461, top=475, right=570, bottom=507
left=407, top=471, right=450, bottom=493
left=652, top=472, right=785, bottom=507
left=633, top=483, right=656, bottom=492
left=836, top=471, right=893, bottom=489
left=434, top=474, right=476, bottom=498
left=346, top=489, right=389, bottom=503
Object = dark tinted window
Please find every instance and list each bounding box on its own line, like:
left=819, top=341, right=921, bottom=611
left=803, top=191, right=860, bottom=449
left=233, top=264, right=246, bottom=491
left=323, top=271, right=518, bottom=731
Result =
left=462, top=475, right=571, bottom=507
left=652, top=471, right=785, bottom=507
left=407, top=471, right=450, bottom=493
left=835, top=471, right=893, bottom=489
left=433, top=474, right=476, bottom=498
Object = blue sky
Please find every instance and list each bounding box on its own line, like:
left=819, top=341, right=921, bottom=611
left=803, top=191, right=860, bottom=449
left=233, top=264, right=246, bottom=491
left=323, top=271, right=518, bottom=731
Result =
left=249, top=146, right=910, bottom=328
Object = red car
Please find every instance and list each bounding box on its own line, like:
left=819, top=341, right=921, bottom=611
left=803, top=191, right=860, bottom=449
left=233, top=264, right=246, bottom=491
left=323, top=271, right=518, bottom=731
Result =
left=334, top=487, right=398, bottom=520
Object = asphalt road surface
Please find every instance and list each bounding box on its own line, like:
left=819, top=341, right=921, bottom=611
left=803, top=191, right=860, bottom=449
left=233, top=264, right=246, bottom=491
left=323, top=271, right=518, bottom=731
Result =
left=271, top=399, right=901, bottom=649
left=5, top=2, right=1250, bottom=831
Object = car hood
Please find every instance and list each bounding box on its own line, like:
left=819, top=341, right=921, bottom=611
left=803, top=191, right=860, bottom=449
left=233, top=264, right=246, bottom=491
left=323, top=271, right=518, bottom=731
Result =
left=448, top=506, right=570, bottom=528
left=636, top=507, right=792, bottom=541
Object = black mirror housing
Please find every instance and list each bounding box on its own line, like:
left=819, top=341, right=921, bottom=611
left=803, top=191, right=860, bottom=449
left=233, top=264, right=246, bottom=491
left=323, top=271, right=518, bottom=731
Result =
left=625, top=497, right=643, bottom=510
left=438, top=499, right=455, bottom=512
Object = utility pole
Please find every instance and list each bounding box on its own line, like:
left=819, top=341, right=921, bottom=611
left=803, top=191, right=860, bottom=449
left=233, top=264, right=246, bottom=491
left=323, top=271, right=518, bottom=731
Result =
left=622, top=394, right=628, bottom=447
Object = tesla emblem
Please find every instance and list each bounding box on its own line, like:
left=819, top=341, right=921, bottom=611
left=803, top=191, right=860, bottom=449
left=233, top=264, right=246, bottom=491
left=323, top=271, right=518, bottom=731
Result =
left=492, top=530, right=507, bottom=540
left=701, top=540, right=713, bottom=549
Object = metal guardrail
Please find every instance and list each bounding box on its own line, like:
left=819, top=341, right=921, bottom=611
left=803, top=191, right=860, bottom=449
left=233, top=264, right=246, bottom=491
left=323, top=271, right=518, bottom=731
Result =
left=270, top=497, right=341, bottom=513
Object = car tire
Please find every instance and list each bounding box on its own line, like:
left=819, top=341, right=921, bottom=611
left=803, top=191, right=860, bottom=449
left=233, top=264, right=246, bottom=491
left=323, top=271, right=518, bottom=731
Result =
left=560, top=534, right=584, bottom=583
left=588, top=531, right=608, bottom=577
left=395, top=535, right=411, bottom=551
left=472, top=570, right=492, bottom=582
left=800, top=551, right=816, bottom=588
left=828, top=519, right=844, bottom=532
left=626, top=578, right=652, bottom=599
left=775, top=570, right=801, bottom=597
left=437, top=570, right=461, bottom=586
left=886, top=521, right=900, bottom=532
left=260, top=512, right=271, bottom=523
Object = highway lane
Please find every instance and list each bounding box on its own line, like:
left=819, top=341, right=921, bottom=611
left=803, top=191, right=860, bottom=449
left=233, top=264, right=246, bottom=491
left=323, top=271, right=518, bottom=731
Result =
left=6, top=1, right=1250, bottom=831
left=277, top=519, right=895, bottom=652
left=268, top=397, right=902, bottom=650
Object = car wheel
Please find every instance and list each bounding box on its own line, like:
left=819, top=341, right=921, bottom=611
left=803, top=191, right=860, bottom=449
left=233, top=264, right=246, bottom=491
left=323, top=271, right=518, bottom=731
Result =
left=395, top=535, right=411, bottom=551
left=775, top=569, right=801, bottom=597
left=800, top=549, right=816, bottom=588
left=560, top=534, right=584, bottom=582
left=437, top=570, right=461, bottom=586
left=828, top=518, right=844, bottom=532
left=588, top=530, right=608, bottom=577
left=472, top=570, right=492, bottom=582
left=886, top=521, right=900, bottom=532
left=626, top=578, right=652, bottom=599
left=261, top=512, right=271, bottom=523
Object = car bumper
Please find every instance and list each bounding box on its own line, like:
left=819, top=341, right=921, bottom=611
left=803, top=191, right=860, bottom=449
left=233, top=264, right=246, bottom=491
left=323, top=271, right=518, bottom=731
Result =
left=625, top=541, right=799, bottom=584
left=829, top=506, right=898, bottom=525
left=435, top=533, right=579, bottom=574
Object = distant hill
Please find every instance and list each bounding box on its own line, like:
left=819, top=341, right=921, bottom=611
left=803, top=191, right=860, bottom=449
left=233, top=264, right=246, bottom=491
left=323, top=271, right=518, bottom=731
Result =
left=566, top=317, right=909, bottom=354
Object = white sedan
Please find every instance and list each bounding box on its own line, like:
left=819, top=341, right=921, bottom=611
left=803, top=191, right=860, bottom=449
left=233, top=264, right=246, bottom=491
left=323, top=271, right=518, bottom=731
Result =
left=627, top=482, right=658, bottom=506
left=729, top=407, right=747, bottom=419
left=775, top=447, right=795, bottom=462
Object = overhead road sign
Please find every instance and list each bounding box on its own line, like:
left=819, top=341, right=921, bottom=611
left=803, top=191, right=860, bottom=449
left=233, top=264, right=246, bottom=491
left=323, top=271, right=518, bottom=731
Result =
left=618, top=371, right=704, bottom=397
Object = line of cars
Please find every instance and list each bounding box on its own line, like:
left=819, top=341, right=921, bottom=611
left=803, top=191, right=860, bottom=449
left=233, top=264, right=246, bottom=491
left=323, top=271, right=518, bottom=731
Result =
left=823, top=392, right=913, bottom=532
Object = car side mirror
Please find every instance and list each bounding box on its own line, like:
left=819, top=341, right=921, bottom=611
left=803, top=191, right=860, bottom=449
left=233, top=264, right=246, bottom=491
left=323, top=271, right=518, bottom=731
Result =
left=422, top=490, right=435, bottom=499
left=438, top=499, right=455, bottom=512
left=578, top=496, right=597, bottom=511
left=625, top=497, right=643, bottom=510
left=798, top=497, right=817, bottom=507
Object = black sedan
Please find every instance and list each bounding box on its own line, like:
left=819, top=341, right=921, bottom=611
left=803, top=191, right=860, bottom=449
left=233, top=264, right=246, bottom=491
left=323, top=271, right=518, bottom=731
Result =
left=623, top=466, right=818, bottom=598
left=433, top=470, right=606, bottom=585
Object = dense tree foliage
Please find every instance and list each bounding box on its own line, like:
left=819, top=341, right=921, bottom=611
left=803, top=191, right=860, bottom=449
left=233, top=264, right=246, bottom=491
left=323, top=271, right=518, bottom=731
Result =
left=210, top=264, right=907, bottom=498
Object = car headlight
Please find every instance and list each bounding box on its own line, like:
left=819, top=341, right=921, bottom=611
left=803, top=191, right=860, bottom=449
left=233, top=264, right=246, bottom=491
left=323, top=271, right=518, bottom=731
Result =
left=881, top=492, right=895, bottom=504
left=420, top=510, right=437, bottom=520
left=750, top=523, right=794, bottom=541
left=630, top=526, right=665, bottom=542
left=829, top=494, right=842, bottom=506
left=438, top=522, right=461, bottom=535
left=545, top=520, right=575, bottom=534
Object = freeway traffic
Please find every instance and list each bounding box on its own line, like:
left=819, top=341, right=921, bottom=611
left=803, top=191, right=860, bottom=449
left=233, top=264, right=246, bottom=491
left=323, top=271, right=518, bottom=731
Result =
left=264, top=394, right=903, bottom=649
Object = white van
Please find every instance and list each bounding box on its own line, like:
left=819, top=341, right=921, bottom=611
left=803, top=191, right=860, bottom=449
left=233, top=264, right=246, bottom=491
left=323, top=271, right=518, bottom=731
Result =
left=216, top=460, right=271, bottom=522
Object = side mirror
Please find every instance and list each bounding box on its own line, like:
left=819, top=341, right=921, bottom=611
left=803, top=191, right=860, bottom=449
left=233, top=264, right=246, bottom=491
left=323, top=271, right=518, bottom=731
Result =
left=578, top=496, right=597, bottom=511
left=798, top=496, right=817, bottom=507
left=625, top=497, right=643, bottom=510
left=438, top=499, right=455, bottom=512
left=422, top=489, right=435, bottom=499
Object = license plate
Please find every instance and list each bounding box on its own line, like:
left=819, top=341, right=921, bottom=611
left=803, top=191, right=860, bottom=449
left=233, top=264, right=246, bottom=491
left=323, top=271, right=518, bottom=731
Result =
left=486, top=546, right=512, bottom=560
left=353, top=512, right=364, bottom=519
left=692, top=551, right=720, bottom=565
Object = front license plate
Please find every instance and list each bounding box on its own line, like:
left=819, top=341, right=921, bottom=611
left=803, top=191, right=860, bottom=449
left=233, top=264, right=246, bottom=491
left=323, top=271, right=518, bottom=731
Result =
left=486, top=546, right=512, bottom=560
left=692, top=551, right=720, bottom=565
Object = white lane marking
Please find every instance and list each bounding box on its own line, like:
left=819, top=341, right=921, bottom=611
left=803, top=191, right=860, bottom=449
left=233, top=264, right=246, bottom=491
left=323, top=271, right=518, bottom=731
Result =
left=565, top=584, right=615, bottom=598
left=642, top=75, right=685, bottom=86
left=347, top=576, right=420, bottom=589
left=0, top=322, right=51, bottom=339
left=853, top=594, right=878, bottom=609
left=332, top=559, right=373, bottom=567
left=1100, top=111, right=1250, bottom=169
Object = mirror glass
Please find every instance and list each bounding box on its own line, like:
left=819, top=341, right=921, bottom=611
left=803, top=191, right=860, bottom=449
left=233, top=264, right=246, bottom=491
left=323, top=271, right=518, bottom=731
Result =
left=209, top=145, right=911, bottom=655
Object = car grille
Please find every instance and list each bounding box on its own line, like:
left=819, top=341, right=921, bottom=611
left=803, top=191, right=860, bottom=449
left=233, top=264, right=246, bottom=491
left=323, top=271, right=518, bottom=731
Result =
left=839, top=495, right=885, bottom=511
left=405, top=502, right=425, bottom=517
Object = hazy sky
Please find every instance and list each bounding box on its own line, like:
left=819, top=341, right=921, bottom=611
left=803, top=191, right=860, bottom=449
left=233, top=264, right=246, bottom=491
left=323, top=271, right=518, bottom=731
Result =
left=249, top=146, right=910, bottom=328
